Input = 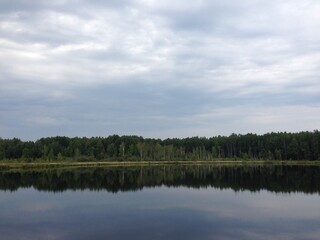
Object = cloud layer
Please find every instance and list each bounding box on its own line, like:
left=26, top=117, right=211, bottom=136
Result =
left=1, top=0, right=320, bottom=139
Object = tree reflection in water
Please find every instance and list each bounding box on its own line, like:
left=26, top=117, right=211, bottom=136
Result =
left=1, top=165, right=320, bottom=193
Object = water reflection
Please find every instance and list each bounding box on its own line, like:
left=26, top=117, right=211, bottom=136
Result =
left=1, top=165, right=320, bottom=240
left=0, top=165, right=320, bottom=193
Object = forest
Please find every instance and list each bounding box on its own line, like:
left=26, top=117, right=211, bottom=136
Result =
left=0, top=130, right=319, bottom=162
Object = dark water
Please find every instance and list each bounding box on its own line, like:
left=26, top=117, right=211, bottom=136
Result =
left=1, top=165, right=320, bottom=240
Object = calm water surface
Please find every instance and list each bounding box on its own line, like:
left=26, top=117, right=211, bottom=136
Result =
left=0, top=165, right=320, bottom=240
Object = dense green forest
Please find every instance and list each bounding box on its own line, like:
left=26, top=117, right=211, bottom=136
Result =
left=0, top=130, right=319, bottom=161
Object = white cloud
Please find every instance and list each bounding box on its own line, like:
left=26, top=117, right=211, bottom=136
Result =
left=0, top=0, right=319, bottom=139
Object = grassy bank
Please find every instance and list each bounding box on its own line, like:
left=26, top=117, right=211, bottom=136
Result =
left=1, top=160, right=320, bottom=171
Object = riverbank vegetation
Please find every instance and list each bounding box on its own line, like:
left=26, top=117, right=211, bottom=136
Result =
left=0, top=130, right=319, bottom=162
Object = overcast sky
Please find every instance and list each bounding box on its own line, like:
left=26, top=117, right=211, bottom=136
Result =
left=0, top=0, right=320, bottom=140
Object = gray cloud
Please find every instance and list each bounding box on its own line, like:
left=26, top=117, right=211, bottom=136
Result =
left=0, top=0, right=319, bottom=139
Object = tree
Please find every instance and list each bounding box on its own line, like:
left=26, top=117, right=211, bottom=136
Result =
left=1, top=130, right=319, bottom=162
left=275, top=149, right=282, bottom=160
left=107, top=143, right=117, bottom=158
left=57, top=152, right=63, bottom=161
left=136, top=142, right=145, bottom=161
left=48, top=148, right=54, bottom=160
left=0, top=142, right=4, bottom=160
left=74, top=148, right=81, bottom=158
left=287, top=138, right=299, bottom=160
left=119, top=142, right=125, bottom=158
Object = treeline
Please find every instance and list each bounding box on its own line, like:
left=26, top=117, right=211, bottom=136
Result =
left=0, top=130, right=319, bottom=161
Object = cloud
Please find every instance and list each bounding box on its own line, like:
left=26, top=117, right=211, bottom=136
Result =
left=27, top=116, right=71, bottom=126
left=0, top=0, right=319, bottom=139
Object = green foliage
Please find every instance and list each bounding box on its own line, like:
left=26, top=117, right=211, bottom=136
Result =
left=48, top=149, right=54, bottom=160
left=0, top=139, right=5, bottom=160
left=57, top=152, right=63, bottom=161
left=0, top=130, right=319, bottom=162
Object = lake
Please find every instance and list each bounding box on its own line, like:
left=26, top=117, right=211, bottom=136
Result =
left=1, top=164, right=320, bottom=240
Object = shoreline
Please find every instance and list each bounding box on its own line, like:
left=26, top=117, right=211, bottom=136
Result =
left=1, top=160, right=320, bottom=170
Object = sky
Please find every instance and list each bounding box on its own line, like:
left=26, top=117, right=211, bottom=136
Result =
left=0, top=0, right=320, bottom=140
